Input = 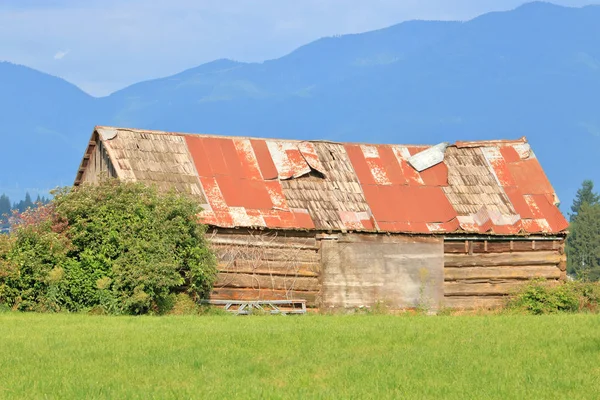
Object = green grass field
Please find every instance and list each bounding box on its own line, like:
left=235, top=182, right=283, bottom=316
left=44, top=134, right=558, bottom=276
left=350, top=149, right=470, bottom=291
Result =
left=0, top=313, right=599, bottom=399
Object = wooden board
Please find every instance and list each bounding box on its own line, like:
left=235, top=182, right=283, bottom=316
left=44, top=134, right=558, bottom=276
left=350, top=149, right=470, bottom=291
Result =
left=445, top=251, right=561, bottom=267
left=443, top=296, right=508, bottom=309
left=337, top=233, right=440, bottom=245
left=208, top=232, right=318, bottom=249
left=215, top=273, right=320, bottom=292
left=213, top=246, right=320, bottom=263
left=444, top=240, right=563, bottom=254
left=210, top=287, right=319, bottom=307
left=218, top=263, right=319, bottom=278
left=444, top=265, right=561, bottom=281
left=444, top=281, right=543, bottom=296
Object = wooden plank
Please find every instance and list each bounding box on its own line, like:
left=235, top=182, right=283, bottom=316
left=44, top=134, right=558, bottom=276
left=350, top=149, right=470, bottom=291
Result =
left=210, top=287, right=319, bottom=307
left=218, top=260, right=320, bottom=275
left=444, top=240, right=563, bottom=254
left=445, top=251, right=561, bottom=267
left=444, top=280, right=557, bottom=296
left=444, top=265, right=561, bottom=281
left=443, top=296, right=508, bottom=309
left=209, top=230, right=316, bottom=243
left=215, top=273, right=320, bottom=292
left=337, top=233, right=440, bottom=244
left=212, top=246, right=320, bottom=263
left=218, top=263, right=319, bottom=278
left=209, top=236, right=318, bottom=250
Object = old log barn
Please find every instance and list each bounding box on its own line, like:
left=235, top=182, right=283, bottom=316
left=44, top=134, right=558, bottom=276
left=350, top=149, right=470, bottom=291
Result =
left=74, top=126, right=569, bottom=310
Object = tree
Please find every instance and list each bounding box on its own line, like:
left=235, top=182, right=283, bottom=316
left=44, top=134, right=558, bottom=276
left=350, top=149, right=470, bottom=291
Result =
left=567, top=180, right=600, bottom=281
left=0, top=194, right=10, bottom=219
left=0, top=180, right=217, bottom=313
left=569, top=180, right=600, bottom=222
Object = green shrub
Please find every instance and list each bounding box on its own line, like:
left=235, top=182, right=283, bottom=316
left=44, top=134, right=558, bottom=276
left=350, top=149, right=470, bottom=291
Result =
left=0, top=180, right=217, bottom=315
left=506, top=279, right=600, bottom=315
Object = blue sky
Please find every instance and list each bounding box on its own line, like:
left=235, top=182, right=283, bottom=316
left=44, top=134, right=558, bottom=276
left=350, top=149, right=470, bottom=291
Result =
left=1, top=0, right=598, bottom=96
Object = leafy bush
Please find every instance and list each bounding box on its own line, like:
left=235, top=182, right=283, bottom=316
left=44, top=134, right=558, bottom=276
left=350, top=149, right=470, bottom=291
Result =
left=0, top=180, right=217, bottom=314
left=506, top=279, right=600, bottom=315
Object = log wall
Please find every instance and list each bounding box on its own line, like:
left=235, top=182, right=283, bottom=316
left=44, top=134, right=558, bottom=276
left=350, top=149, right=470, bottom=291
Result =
left=207, top=230, right=567, bottom=312
left=443, top=238, right=567, bottom=309
left=208, top=229, right=321, bottom=308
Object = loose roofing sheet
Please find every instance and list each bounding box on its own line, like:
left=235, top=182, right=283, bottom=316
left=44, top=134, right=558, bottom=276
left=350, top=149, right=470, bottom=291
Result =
left=77, top=127, right=568, bottom=235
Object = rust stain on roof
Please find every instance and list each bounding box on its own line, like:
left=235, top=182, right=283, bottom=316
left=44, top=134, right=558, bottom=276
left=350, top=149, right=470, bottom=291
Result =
left=76, top=126, right=569, bottom=235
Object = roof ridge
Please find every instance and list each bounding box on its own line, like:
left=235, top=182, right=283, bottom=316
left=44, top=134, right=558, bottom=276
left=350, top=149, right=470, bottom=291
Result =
left=94, top=126, right=526, bottom=148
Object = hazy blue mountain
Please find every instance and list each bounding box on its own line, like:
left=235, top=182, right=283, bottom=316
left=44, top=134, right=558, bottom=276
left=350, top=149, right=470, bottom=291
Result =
left=1, top=2, right=599, bottom=207
left=0, top=62, right=102, bottom=199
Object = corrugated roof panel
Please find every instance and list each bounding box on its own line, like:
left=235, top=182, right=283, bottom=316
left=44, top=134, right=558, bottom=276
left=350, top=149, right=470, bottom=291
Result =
left=199, top=177, right=228, bottom=211
left=84, top=126, right=568, bottom=235
left=267, top=141, right=311, bottom=179
left=234, top=139, right=263, bottom=181
left=184, top=137, right=212, bottom=177
left=297, top=142, right=325, bottom=174
left=391, top=146, right=425, bottom=186
left=250, top=139, right=278, bottom=180
left=499, top=146, right=522, bottom=163
left=202, top=138, right=229, bottom=176
left=292, top=209, right=316, bottom=230
left=503, top=187, right=533, bottom=219
left=264, top=181, right=288, bottom=209
left=529, top=194, right=569, bottom=232
left=507, top=159, right=555, bottom=196
left=419, top=162, right=448, bottom=186
left=377, top=146, right=407, bottom=185
left=345, top=144, right=376, bottom=185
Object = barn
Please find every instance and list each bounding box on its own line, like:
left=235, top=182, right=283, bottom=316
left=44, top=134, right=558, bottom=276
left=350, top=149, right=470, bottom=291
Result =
left=74, top=126, right=569, bottom=310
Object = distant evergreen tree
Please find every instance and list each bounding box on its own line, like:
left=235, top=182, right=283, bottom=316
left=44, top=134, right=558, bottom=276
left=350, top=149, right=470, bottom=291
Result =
left=0, top=194, right=10, bottom=215
left=23, top=192, right=33, bottom=209
left=0, top=194, right=10, bottom=232
left=569, top=180, right=600, bottom=221
left=567, top=181, right=600, bottom=281
left=566, top=202, right=600, bottom=281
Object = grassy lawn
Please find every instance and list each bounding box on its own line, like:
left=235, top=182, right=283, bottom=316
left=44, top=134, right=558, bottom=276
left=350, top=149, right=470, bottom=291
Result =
left=0, top=313, right=599, bottom=399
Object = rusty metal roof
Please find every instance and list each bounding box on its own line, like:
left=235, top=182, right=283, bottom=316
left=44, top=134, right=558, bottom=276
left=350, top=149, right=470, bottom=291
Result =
left=75, top=126, right=568, bottom=235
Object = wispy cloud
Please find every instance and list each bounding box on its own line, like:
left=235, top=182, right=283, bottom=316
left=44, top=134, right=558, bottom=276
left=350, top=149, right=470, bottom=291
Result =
left=53, top=49, right=69, bottom=60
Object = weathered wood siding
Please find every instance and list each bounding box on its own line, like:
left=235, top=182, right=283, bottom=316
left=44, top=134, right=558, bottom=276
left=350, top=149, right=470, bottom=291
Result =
left=321, top=234, right=444, bottom=310
left=209, top=229, right=321, bottom=307
left=79, top=139, right=117, bottom=184
left=443, top=239, right=566, bottom=309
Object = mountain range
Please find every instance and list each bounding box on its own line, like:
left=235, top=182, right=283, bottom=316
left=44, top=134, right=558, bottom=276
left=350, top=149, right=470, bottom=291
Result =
left=1, top=1, right=599, bottom=210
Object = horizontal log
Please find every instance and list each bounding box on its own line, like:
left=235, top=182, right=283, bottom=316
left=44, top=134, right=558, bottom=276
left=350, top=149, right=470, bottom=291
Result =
left=560, top=270, right=567, bottom=280
left=209, top=287, right=319, bottom=307
left=443, top=296, right=508, bottom=310
left=445, top=251, right=561, bottom=267
left=444, top=265, right=561, bottom=281
left=213, top=246, right=320, bottom=263
left=209, top=236, right=318, bottom=250
left=218, top=260, right=320, bottom=276
left=215, top=272, right=320, bottom=292
left=444, top=280, right=546, bottom=296
left=338, top=233, right=440, bottom=244
left=209, top=228, right=316, bottom=239
left=444, top=240, right=563, bottom=254
left=558, top=254, right=567, bottom=272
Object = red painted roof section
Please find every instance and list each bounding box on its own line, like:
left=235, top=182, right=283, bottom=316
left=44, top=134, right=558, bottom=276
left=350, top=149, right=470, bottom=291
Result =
left=92, top=127, right=568, bottom=235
